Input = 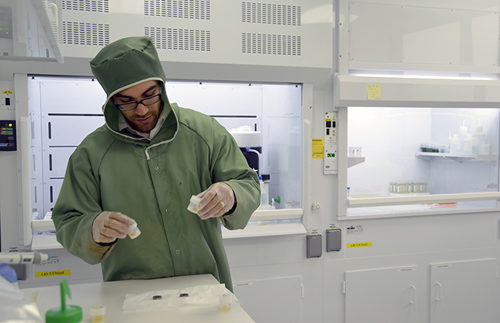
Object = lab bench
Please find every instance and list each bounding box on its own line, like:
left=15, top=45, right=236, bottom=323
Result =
left=20, top=274, right=255, bottom=323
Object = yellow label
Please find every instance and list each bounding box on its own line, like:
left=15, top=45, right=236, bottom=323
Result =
left=312, top=138, right=324, bottom=159
left=347, top=242, right=372, bottom=248
left=2, top=90, right=13, bottom=94
left=367, top=84, right=381, bottom=100
left=36, top=270, right=71, bottom=277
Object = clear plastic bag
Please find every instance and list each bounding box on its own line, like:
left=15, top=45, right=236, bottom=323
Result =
left=123, top=284, right=235, bottom=311
left=0, top=276, right=43, bottom=322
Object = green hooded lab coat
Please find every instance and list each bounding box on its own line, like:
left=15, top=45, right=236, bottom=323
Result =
left=52, top=37, right=260, bottom=290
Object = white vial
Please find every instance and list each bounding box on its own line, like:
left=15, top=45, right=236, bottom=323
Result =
left=90, top=305, right=106, bottom=323
left=187, top=195, right=202, bottom=214
left=220, top=293, right=232, bottom=312
left=128, top=222, right=141, bottom=239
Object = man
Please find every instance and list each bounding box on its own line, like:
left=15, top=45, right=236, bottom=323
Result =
left=52, top=36, right=260, bottom=291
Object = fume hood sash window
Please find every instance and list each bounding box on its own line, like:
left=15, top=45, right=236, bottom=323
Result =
left=345, top=105, right=500, bottom=218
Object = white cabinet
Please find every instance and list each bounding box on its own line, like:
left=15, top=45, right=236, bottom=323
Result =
left=430, top=258, right=497, bottom=323
left=344, top=259, right=498, bottom=323
left=233, top=276, right=303, bottom=323
left=344, top=266, right=418, bottom=323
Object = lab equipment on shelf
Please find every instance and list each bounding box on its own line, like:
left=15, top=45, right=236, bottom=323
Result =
left=389, top=180, right=428, bottom=194
left=471, top=122, right=490, bottom=155
left=444, top=120, right=491, bottom=155
left=0, top=251, right=50, bottom=264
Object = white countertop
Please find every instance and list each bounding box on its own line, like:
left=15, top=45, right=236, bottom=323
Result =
left=21, top=274, right=255, bottom=323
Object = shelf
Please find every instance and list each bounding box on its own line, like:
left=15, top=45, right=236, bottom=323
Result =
left=222, top=222, right=306, bottom=239
left=32, top=219, right=55, bottom=232
left=33, top=222, right=308, bottom=247
left=348, top=156, right=366, bottom=168
left=32, top=234, right=60, bottom=250
left=250, top=208, right=302, bottom=221
left=31, top=208, right=305, bottom=248
left=415, top=152, right=497, bottom=165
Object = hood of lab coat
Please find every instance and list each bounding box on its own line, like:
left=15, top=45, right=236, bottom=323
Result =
left=90, top=36, right=172, bottom=136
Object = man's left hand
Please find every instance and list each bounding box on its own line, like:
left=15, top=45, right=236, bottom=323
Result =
left=197, top=182, right=235, bottom=219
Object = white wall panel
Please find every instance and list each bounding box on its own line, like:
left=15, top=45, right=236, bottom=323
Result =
left=45, top=147, right=76, bottom=178
left=342, top=213, right=498, bottom=258
left=58, top=0, right=332, bottom=69
left=40, top=79, right=105, bottom=115
left=43, top=178, right=62, bottom=216
left=347, top=0, right=500, bottom=11
left=347, top=2, right=499, bottom=72
left=166, top=82, right=263, bottom=117
left=43, top=116, right=104, bottom=146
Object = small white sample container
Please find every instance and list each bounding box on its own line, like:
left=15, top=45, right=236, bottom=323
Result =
left=220, top=293, right=232, bottom=312
left=187, top=195, right=202, bottom=214
left=128, top=222, right=141, bottom=239
left=90, top=305, right=105, bottom=323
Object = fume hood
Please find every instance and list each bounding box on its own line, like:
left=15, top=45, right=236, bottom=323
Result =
left=20, top=75, right=305, bottom=250
left=0, top=0, right=62, bottom=62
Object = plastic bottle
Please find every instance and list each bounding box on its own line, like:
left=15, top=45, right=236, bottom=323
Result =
left=259, top=176, right=268, bottom=207
left=449, top=131, right=460, bottom=154
left=472, top=122, right=489, bottom=155
left=46, top=279, right=82, bottom=323
left=463, top=133, right=472, bottom=155
left=458, top=120, right=469, bottom=154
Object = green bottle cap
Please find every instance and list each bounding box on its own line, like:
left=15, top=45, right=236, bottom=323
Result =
left=45, top=279, right=83, bottom=323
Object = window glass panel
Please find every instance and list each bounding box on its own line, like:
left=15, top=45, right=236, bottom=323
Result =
left=347, top=107, right=499, bottom=216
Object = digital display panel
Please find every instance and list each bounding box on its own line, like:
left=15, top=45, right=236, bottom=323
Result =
left=0, top=120, right=16, bottom=151
left=0, top=6, right=13, bottom=39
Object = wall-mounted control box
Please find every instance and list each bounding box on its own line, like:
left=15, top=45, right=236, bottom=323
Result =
left=0, top=120, right=16, bottom=151
left=324, top=111, right=337, bottom=143
left=326, top=228, right=342, bottom=252
left=306, top=234, right=322, bottom=258
left=1, top=91, right=14, bottom=110
left=324, top=111, right=337, bottom=175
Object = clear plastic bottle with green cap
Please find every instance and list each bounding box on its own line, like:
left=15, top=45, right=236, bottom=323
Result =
left=45, top=279, right=83, bottom=323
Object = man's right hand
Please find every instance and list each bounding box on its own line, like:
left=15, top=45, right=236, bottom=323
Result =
left=92, top=211, right=136, bottom=244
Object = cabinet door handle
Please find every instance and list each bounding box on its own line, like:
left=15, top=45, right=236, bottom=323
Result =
left=435, top=282, right=442, bottom=301
left=410, top=285, right=416, bottom=304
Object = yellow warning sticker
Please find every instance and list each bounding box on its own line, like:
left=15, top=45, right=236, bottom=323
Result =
left=312, top=138, right=324, bottom=159
left=347, top=242, right=372, bottom=248
left=2, top=90, right=13, bottom=94
left=35, top=270, right=71, bottom=277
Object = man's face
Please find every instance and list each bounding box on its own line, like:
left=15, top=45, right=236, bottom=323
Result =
left=113, top=80, right=163, bottom=134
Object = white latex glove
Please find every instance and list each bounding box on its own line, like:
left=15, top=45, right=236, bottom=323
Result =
left=92, top=211, right=136, bottom=244
left=197, top=183, right=235, bottom=220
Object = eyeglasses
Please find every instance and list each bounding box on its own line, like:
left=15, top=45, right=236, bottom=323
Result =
left=114, top=92, right=162, bottom=111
